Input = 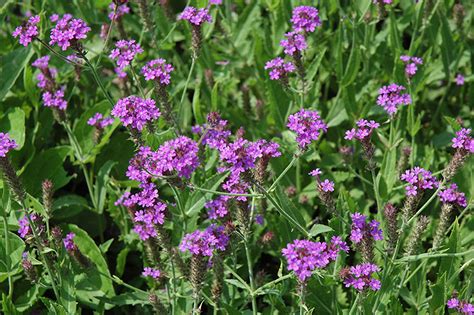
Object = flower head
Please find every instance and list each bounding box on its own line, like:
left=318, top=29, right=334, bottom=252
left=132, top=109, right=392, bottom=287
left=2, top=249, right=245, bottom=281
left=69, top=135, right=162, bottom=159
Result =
left=109, top=40, right=143, bottom=78
left=179, top=7, right=212, bottom=26
left=12, top=15, right=40, bottom=46
left=350, top=213, right=383, bottom=244
left=287, top=109, right=327, bottom=149
left=108, top=2, right=130, bottom=21
left=152, top=136, right=200, bottom=179
left=205, top=196, right=230, bottom=219
left=400, top=55, right=423, bottom=78
left=111, top=96, right=160, bottom=131
left=455, top=74, right=465, bottom=86
left=42, top=87, right=68, bottom=110
left=290, top=6, right=321, bottom=33
left=264, top=57, right=295, bottom=81
left=376, top=83, right=411, bottom=116
left=446, top=296, right=474, bottom=314
left=63, top=232, right=77, bottom=251
left=438, top=183, right=467, bottom=207
left=49, top=14, right=91, bottom=50
left=451, top=128, right=474, bottom=153
left=344, top=119, right=380, bottom=141
left=342, top=263, right=381, bottom=291
left=401, top=167, right=439, bottom=196
left=280, top=31, right=307, bottom=56
left=179, top=224, right=229, bottom=256
left=87, top=113, right=114, bottom=129
left=141, top=58, right=174, bottom=85
left=142, top=267, right=161, bottom=279
left=0, top=133, right=18, bottom=157
left=192, top=112, right=231, bottom=150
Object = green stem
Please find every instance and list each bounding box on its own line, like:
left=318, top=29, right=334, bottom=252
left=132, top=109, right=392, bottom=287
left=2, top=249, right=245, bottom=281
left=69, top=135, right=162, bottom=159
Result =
left=296, top=159, right=301, bottom=193
left=35, top=38, right=84, bottom=67
left=253, top=274, right=292, bottom=295
left=244, top=242, right=257, bottom=315
left=179, top=57, right=196, bottom=108
left=268, top=155, right=299, bottom=192
left=2, top=214, right=13, bottom=299
left=130, top=63, right=146, bottom=98
left=79, top=52, right=115, bottom=107
left=169, top=184, right=187, bottom=232
left=188, top=184, right=263, bottom=198
left=371, top=169, right=382, bottom=210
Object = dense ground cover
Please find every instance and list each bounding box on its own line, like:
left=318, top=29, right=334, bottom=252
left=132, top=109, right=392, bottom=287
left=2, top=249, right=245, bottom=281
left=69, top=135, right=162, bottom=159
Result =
left=0, top=0, right=473, bottom=314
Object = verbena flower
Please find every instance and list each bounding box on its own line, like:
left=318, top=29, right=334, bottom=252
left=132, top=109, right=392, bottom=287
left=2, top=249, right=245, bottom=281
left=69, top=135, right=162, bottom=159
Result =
left=444, top=128, right=474, bottom=181
left=350, top=213, right=383, bottom=244
left=109, top=40, right=143, bottom=78
left=451, top=128, right=474, bottom=153
left=401, top=167, right=439, bottom=196
left=141, top=58, right=174, bottom=85
left=341, top=263, right=381, bottom=291
left=376, top=83, right=411, bottom=116
left=280, top=31, right=307, bottom=56
left=87, top=113, right=114, bottom=129
left=0, top=133, right=18, bottom=157
left=438, top=183, right=467, bottom=207
left=209, top=0, right=222, bottom=5
left=205, top=196, right=230, bottom=219
left=447, top=296, right=474, bottom=314
left=400, top=55, right=423, bottom=78
left=42, top=87, right=68, bottom=110
left=18, top=214, right=39, bottom=239
left=344, top=119, right=380, bottom=141
left=455, top=74, right=465, bottom=86
left=111, top=96, right=160, bottom=131
left=192, top=112, right=231, bottom=150
left=108, top=2, right=130, bottom=21
left=264, top=57, right=295, bottom=83
left=142, top=267, right=161, bottom=279
left=179, top=7, right=212, bottom=26
left=63, top=232, right=77, bottom=251
left=287, top=109, right=327, bottom=150
left=152, top=136, right=200, bottom=179
left=49, top=14, right=91, bottom=50
left=179, top=224, right=229, bottom=257
left=12, top=15, right=40, bottom=46
left=290, top=6, right=321, bottom=33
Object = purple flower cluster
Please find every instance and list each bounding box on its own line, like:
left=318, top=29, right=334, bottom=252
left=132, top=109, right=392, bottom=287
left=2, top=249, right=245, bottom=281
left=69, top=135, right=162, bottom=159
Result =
left=401, top=167, right=439, bottom=196
left=309, top=169, right=334, bottom=192
left=49, top=14, right=91, bottom=50
left=0, top=133, right=17, bottom=157
left=63, top=232, right=77, bottom=251
left=452, top=128, right=474, bottom=153
left=447, top=297, right=474, bottom=314
left=287, top=109, right=328, bottom=150
left=209, top=0, right=222, bottom=4
left=282, top=237, right=348, bottom=282
left=109, top=40, right=143, bottom=78
left=32, top=56, right=68, bottom=110
left=42, top=88, right=68, bottom=111
left=179, top=224, right=229, bottom=257
left=400, top=55, right=423, bottom=78
left=111, top=96, right=160, bottom=131
left=205, top=196, right=230, bottom=219
left=350, top=213, right=383, bottom=244
left=455, top=74, right=465, bottom=86
left=108, top=2, right=130, bottom=21
left=342, top=263, right=381, bottom=291
left=280, top=32, right=307, bottom=56
left=344, top=119, right=380, bottom=141
left=192, top=112, right=231, bottom=150
left=264, top=57, right=296, bottom=81
left=87, top=113, right=114, bottom=129
left=18, top=214, right=38, bottom=239
left=12, top=15, right=40, bottom=46
left=142, top=267, right=161, bottom=279
left=438, top=184, right=467, bottom=207
left=141, top=58, right=174, bottom=85
left=179, top=7, right=212, bottom=26
left=373, top=0, right=392, bottom=4
left=376, top=83, right=411, bottom=116
left=290, top=6, right=321, bottom=33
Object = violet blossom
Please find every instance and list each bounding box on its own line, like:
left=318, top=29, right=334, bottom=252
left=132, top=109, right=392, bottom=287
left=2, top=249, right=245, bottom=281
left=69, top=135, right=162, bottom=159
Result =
left=179, top=224, right=229, bottom=257
left=63, top=232, right=77, bottom=252
left=344, top=119, right=380, bottom=141
left=0, top=133, right=18, bottom=157
left=447, top=297, right=474, bottom=314
left=141, top=58, right=174, bottom=85
left=376, top=83, right=411, bottom=116
left=109, top=40, right=143, bottom=78
left=438, top=183, right=467, bottom=207
left=287, top=109, right=328, bottom=150
left=264, top=57, right=295, bottom=83
left=290, top=6, right=321, bottom=33
left=341, top=263, right=381, bottom=291
left=142, top=267, right=161, bottom=279
left=108, top=2, right=130, bottom=21
left=280, top=31, right=307, bottom=56
left=350, top=212, right=383, bottom=244
left=400, top=55, right=423, bottom=78
left=12, top=15, right=40, bottom=46
left=49, top=14, right=91, bottom=50
left=111, top=96, right=160, bottom=131
left=455, top=74, right=465, bottom=86
left=179, top=7, right=212, bottom=26
left=87, top=113, right=114, bottom=129
left=401, top=167, right=439, bottom=196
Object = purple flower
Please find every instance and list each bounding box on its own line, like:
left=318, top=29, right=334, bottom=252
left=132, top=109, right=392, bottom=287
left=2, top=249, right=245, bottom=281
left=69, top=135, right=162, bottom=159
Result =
left=447, top=298, right=460, bottom=309
left=0, top=133, right=18, bottom=157
left=152, top=136, right=200, bottom=179
left=264, top=57, right=296, bottom=81
left=446, top=296, right=474, bottom=315
left=373, top=0, right=392, bottom=4
left=18, top=214, right=37, bottom=238
left=205, top=196, right=230, bottom=219
left=451, top=128, right=474, bottom=153
left=87, top=113, right=114, bottom=129
left=376, top=83, right=411, bottom=116
left=401, top=167, right=439, bottom=196
left=42, top=88, right=68, bottom=110
left=111, top=96, right=160, bottom=131
left=287, top=109, right=328, bottom=149
left=32, top=56, right=50, bottom=70
left=255, top=214, right=264, bottom=225
left=438, top=183, right=467, bottom=207
left=290, top=6, right=321, bottom=33
left=179, top=7, right=212, bottom=26
left=342, top=263, right=381, bottom=292
left=280, top=31, right=307, bottom=56
left=179, top=224, right=229, bottom=257
left=12, top=15, right=40, bottom=46
left=209, top=0, right=222, bottom=4
left=320, top=179, right=335, bottom=192
left=63, top=232, right=77, bottom=251
left=455, top=74, right=465, bottom=86
left=109, top=40, right=143, bottom=78
left=350, top=213, right=383, bottom=244
left=49, top=14, right=91, bottom=50
left=344, top=119, right=380, bottom=141
left=192, top=112, right=232, bottom=150
left=32, top=56, right=58, bottom=90
left=400, top=55, right=423, bottom=78
left=142, top=267, right=161, bottom=279
left=141, top=58, right=174, bottom=85
left=108, top=2, right=130, bottom=21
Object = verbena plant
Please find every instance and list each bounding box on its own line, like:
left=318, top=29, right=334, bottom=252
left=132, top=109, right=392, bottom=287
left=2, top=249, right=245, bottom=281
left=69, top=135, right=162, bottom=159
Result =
left=0, top=0, right=472, bottom=314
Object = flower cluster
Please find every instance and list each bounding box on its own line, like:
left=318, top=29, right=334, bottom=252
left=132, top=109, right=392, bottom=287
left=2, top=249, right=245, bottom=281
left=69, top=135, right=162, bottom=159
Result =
left=111, top=96, right=160, bottom=131
left=401, top=167, right=439, bottom=196
left=179, top=224, right=229, bottom=257
left=108, top=2, right=130, bottom=21
left=12, top=15, right=40, bottom=46
left=141, top=58, right=174, bottom=85
left=18, top=214, right=37, bottom=239
left=109, top=40, right=143, bottom=78
left=341, top=263, right=381, bottom=291
left=32, top=56, right=58, bottom=89
left=280, top=32, right=307, bottom=56
left=0, top=133, right=17, bottom=157
left=447, top=297, right=474, bottom=314
left=63, top=232, right=77, bottom=251
left=290, top=6, right=321, bottom=33
left=287, top=109, right=328, bottom=150
left=264, top=57, right=295, bottom=82
left=179, top=7, right=212, bottom=26
left=152, top=136, right=200, bottom=179
left=142, top=267, right=161, bottom=279
left=42, top=88, right=68, bottom=111
left=344, top=119, right=380, bottom=141
left=400, top=55, right=423, bottom=78
left=282, top=237, right=348, bottom=282
left=87, top=113, right=114, bottom=129
left=192, top=112, right=231, bottom=150
left=205, top=196, right=230, bottom=219
left=452, top=128, right=473, bottom=153
left=309, top=169, right=334, bottom=192
left=438, top=183, right=467, bottom=207
left=376, top=83, right=411, bottom=116
left=350, top=213, right=383, bottom=244
left=49, top=14, right=91, bottom=50
left=455, top=74, right=465, bottom=86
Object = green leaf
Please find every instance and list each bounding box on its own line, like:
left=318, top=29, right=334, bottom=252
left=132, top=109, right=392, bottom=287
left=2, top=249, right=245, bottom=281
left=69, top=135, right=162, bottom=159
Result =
left=115, top=247, right=129, bottom=277
left=99, top=239, right=114, bottom=254
left=443, top=116, right=461, bottom=131
left=97, top=291, right=149, bottom=307
left=308, top=224, right=334, bottom=237
left=0, top=46, right=34, bottom=101
left=211, top=82, right=219, bottom=111
left=0, top=107, right=25, bottom=149
left=52, top=194, right=90, bottom=219
left=192, top=80, right=204, bottom=125
left=185, top=172, right=228, bottom=216
left=94, top=161, right=116, bottom=214
left=341, top=29, right=361, bottom=87
left=429, top=273, right=446, bottom=314
left=273, top=185, right=308, bottom=237
left=233, top=2, right=260, bottom=48
left=0, top=230, right=25, bottom=282
left=59, top=265, right=77, bottom=315
left=40, top=297, right=68, bottom=315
